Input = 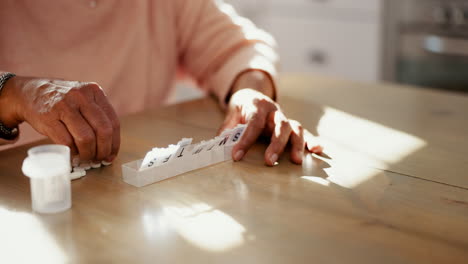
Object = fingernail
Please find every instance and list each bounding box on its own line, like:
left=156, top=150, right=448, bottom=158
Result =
left=81, top=163, right=91, bottom=170
left=311, top=145, right=323, bottom=153
left=234, top=150, right=244, bottom=161
left=101, top=160, right=112, bottom=166
left=73, top=167, right=85, bottom=173
left=70, top=171, right=86, bottom=180
left=270, top=153, right=278, bottom=165
left=72, top=156, right=80, bottom=167
left=91, top=162, right=102, bottom=169
left=105, top=155, right=116, bottom=163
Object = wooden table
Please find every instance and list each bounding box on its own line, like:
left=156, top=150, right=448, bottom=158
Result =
left=1, top=74, right=467, bottom=263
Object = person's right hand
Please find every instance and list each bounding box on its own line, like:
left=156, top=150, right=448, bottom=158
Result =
left=0, top=76, right=120, bottom=166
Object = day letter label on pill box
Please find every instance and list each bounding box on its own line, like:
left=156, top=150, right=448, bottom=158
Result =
left=137, top=124, right=246, bottom=173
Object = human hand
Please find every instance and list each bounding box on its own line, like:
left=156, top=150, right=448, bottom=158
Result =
left=218, top=88, right=323, bottom=166
left=0, top=76, right=120, bottom=166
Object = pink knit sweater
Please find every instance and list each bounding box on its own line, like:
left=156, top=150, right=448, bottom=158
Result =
left=0, top=0, right=278, bottom=148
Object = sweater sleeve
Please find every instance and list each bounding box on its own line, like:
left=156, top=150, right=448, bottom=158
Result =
left=174, top=0, right=279, bottom=107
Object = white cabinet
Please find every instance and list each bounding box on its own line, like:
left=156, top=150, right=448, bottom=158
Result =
left=268, top=0, right=381, bottom=16
left=262, top=17, right=380, bottom=82
left=226, top=0, right=383, bottom=82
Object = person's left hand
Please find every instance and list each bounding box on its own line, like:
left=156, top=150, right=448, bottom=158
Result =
left=218, top=88, right=323, bottom=166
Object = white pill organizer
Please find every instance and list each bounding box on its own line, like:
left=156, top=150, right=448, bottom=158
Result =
left=121, top=124, right=246, bottom=187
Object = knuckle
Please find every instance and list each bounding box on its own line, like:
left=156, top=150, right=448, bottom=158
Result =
left=85, top=82, right=103, bottom=93
left=259, top=97, right=271, bottom=107
left=54, top=103, right=74, bottom=119
left=253, top=97, right=271, bottom=108
left=66, top=87, right=87, bottom=101
left=249, top=120, right=265, bottom=130
left=252, top=98, right=261, bottom=105
left=76, top=133, right=94, bottom=145
left=67, top=86, right=82, bottom=95
left=278, top=120, right=291, bottom=133
left=289, top=119, right=300, bottom=127
left=279, top=119, right=289, bottom=127
left=53, top=100, right=71, bottom=111
left=62, top=138, right=74, bottom=148
left=112, top=119, right=121, bottom=131
left=98, top=126, right=113, bottom=139
left=290, top=120, right=304, bottom=134
left=258, top=97, right=269, bottom=105
left=50, top=129, right=73, bottom=147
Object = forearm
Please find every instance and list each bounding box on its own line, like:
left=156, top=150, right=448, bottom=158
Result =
left=228, top=70, right=276, bottom=104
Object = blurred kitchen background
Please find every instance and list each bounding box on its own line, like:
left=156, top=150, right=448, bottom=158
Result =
left=171, top=0, right=468, bottom=103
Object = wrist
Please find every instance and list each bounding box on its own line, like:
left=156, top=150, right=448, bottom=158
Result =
left=228, top=70, right=276, bottom=103
left=0, top=74, right=23, bottom=128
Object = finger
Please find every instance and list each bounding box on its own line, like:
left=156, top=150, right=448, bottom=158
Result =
left=217, top=108, right=241, bottom=136
left=93, top=89, right=120, bottom=162
left=289, top=120, right=305, bottom=164
left=60, top=107, right=96, bottom=163
left=44, top=121, right=80, bottom=166
left=263, top=108, right=278, bottom=137
left=304, top=129, right=323, bottom=154
left=79, top=102, right=113, bottom=162
left=264, top=111, right=292, bottom=166
left=232, top=111, right=268, bottom=161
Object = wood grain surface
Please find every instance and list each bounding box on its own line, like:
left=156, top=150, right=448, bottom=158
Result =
left=0, top=74, right=467, bottom=264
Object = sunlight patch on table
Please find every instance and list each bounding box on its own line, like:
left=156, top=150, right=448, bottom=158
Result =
left=300, top=106, right=427, bottom=189
left=318, top=106, right=426, bottom=165
left=162, top=203, right=246, bottom=252
left=0, top=208, right=67, bottom=264
left=302, top=153, right=380, bottom=189
left=142, top=209, right=170, bottom=241
left=301, top=176, right=330, bottom=186
left=325, top=166, right=384, bottom=189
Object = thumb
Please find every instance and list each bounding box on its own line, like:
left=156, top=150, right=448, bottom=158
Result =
left=217, top=108, right=241, bottom=136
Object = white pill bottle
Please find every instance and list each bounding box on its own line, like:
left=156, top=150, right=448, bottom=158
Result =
left=22, top=145, right=72, bottom=214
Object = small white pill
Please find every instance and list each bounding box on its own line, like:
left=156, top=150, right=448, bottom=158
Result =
left=73, top=167, right=85, bottom=173
left=72, top=156, right=80, bottom=167
left=70, top=171, right=86, bottom=180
